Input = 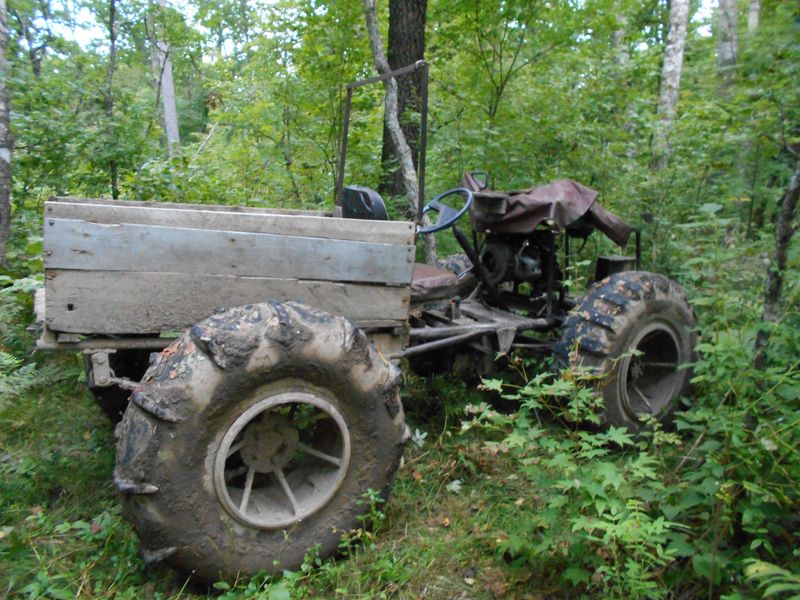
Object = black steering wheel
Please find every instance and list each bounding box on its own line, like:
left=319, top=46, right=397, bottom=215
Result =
left=417, top=188, right=474, bottom=234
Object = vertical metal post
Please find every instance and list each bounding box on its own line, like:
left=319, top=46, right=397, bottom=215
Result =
left=546, top=231, right=555, bottom=315
left=333, top=87, right=354, bottom=207
left=560, top=232, right=570, bottom=306
left=417, top=62, right=428, bottom=222
left=334, top=61, right=428, bottom=213
left=635, top=228, right=642, bottom=270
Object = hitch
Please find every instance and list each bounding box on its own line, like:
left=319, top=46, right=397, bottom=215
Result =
left=86, top=350, right=139, bottom=390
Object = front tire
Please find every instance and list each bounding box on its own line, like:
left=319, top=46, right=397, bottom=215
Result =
left=114, top=301, right=407, bottom=581
left=557, top=272, right=697, bottom=431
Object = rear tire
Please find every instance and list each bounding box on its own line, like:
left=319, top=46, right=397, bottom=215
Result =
left=114, top=301, right=407, bottom=581
left=556, top=271, right=697, bottom=431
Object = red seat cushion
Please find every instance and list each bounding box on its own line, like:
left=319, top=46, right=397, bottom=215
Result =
left=411, top=263, right=464, bottom=302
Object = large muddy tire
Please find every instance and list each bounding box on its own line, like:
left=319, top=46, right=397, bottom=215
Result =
left=556, top=271, right=697, bottom=432
left=85, top=350, right=151, bottom=422
left=113, top=301, right=407, bottom=582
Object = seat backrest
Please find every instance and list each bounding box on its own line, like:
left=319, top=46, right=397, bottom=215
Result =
left=341, top=186, right=389, bottom=221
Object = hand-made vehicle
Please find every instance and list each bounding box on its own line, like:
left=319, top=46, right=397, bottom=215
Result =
left=34, top=62, right=696, bottom=581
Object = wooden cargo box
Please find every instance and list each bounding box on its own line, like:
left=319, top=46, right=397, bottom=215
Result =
left=41, top=197, right=415, bottom=339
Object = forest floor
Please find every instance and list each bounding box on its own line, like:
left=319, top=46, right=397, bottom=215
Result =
left=0, top=355, right=569, bottom=600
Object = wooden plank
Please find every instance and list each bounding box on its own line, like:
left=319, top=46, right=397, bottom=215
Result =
left=50, top=196, right=332, bottom=217
left=44, top=270, right=410, bottom=334
left=33, top=288, right=46, bottom=325
left=45, top=200, right=415, bottom=245
left=45, top=219, right=415, bottom=285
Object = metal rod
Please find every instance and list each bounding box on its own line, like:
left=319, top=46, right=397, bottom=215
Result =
left=333, top=87, right=354, bottom=207
left=410, top=318, right=552, bottom=340
left=560, top=231, right=569, bottom=306
left=546, top=231, right=555, bottom=315
left=400, top=329, right=487, bottom=358
left=345, top=60, right=427, bottom=90
left=635, top=228, right=642, bottom=270
left=37, top=336, right=174, bottom=351
left=417, top=62, right=428, bottom=223
left=411, top=324, right=506, bottom=339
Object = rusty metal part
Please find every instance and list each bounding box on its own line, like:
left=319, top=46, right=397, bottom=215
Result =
left=461, top=173, right=631, bottom=247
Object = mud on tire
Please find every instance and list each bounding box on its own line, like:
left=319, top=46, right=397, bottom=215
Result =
left=556, top=271, right=697, bottom=432
left=114, top=301, right=407, bottom=582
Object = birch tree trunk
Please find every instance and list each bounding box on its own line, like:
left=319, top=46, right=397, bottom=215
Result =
left=747, top=0, right=760, bottom=34
left=364, top=0, right=436, bottom=263
left=652, top=0, right=689, bottom=170
left=754, top=160, right=799, bottom=370
left=0, top=0, right=11, bottom=264
left=150, top=0, right=180, bottom=157
left=716, top=0, right=738, bottom=89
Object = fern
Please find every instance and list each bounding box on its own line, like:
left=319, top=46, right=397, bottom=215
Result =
left=744, top=560, right=800, bottom=599
left=0, top=351, right=23, bottom=374
left=0, top=352, right=71, bottom=404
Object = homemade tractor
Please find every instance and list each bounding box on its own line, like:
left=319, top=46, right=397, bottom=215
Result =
left=35, top=62, right=696, bottom=580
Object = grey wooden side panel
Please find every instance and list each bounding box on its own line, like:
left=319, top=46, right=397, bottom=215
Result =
left=50, top=196, right=331, bottom=217
left=45, top=270, right=410, bottom=334
left=45, top=201, right=415, bottom=245
left=45, top=219, right=415, bottom=285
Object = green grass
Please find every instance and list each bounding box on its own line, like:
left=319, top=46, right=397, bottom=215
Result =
left=3, top=344, right=797, bottom=599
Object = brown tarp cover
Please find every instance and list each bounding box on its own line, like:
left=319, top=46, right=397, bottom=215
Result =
left=460, top=173, right=631, bottom=247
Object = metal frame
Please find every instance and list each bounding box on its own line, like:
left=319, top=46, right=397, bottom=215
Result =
left=334, top=60, right=429, bottom=223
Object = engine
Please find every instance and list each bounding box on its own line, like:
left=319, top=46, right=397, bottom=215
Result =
left=478, top=232, right=560, bottom=289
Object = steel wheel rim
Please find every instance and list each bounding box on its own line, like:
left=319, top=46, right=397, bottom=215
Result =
left=618, top=322, right=682, bottom=421
left=214, top=391, right=351, bottom=529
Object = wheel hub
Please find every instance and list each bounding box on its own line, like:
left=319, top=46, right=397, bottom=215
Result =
left=213, top=389, right=351, bottom=530
left=619, top=322, right=682, bottom=421
left=240, top=414, right=298, bottom=473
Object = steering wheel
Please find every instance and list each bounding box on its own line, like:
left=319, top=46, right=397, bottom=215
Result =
left=417, top=188, right=474, bottom=234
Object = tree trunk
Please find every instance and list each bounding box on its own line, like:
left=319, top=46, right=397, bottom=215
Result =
left=613, top=11, right=629, bottom=67
left=0, top=0, right=11, bottom=265
left=652, top=0, right=689, bottom=170
left=378, top=0, right=426, bottom=201
left=716, top=0, right=738, bottom=89
left=105, top=0, right=119, bottom=199
left=150, top=0, right=180, bottom=157
left=754, top=160, right=799, bottom=370
left=364, top=0, right=436, bottom=263
left=747, top=0, right=760, bottom=34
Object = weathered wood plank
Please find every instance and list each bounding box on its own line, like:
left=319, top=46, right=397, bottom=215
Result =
left=33, top=288, right=46, bottom=325
left=49, top=196, right=332, bottom=217
left=45, top=219, right=415, bottom=285
left=45, top=200, right=415, bottom=245
left=44, top=270, right=410, bottom=334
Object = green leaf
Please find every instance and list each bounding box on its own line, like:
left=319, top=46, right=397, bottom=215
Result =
left=699, top=203, right=723, bottom=214
left=604, top=426, right=635, bottom=448
left=267, top=582, right=292, bottom=600
left=776, top=384, right=800, bottom=401
left=692, top=553, right=723, bottom=584
left=480, top=378, right=504, bottom=392
left=562, top=566, right=590, bottom=586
